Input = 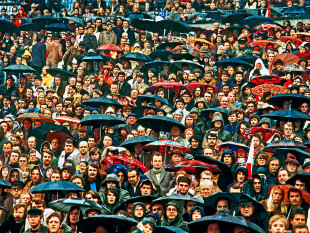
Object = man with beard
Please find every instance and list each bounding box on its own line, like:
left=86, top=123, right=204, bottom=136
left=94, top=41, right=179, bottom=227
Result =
left=58, top=139, right=79, bottom=169
left=0, top=203, right=27, bottom=233
left=23, top=166, right=43, bottom=192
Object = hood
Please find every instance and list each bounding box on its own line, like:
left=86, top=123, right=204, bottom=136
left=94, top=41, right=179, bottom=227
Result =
left=242, top=174, right=268, bottom=198
left=212, top=115, right=224, bottom=125
left=258, top=117, right=271, bottom=126
left=23, top=50, right=32, bottom=58
left=236, top=120, right=250, bottom=135
left=132, top=202, right=146, bottom=221
left=9, top=168, right=23, bottom=182
left=100, top=174, right=121, bottom=190
left=102, top=146, right=127, bottom=159
left=250, top=113, right=260, bottom=121
left=189, top=206, right=205, bottom=222
left=162, top=200, right=184, bottom=227
left=234, top=167, right=248, bottom=181
left=254, top=58, right=268, bottom=71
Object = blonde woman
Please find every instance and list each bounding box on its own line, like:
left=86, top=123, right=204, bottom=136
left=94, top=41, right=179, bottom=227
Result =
left=260, top=186, right=287, bottom=217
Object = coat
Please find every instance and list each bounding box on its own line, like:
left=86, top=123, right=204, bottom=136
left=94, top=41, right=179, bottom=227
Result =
left=63, top=46, right=85, bottom=66
left=117, top=81, right=132, bottom=97
left=98, top=31, right=117, bottom=46
left=124, top=180, right=142, bottom=197
left=31, top=41, right=46, bottom=67
left=145, top=167, right=174, bottom=196
left=46, top=41, right=63, bottom=64
left=83, top=33, right=98, bottom=51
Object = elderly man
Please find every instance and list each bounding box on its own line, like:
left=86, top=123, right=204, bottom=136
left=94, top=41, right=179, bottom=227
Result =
left=195, top=180, right=215, bottom=199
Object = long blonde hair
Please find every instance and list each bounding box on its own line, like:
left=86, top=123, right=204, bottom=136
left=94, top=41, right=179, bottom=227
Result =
left=266, top=186, right=287, bottom=215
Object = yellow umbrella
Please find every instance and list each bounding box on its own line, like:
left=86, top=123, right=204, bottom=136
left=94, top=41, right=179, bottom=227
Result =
left=187, top=38, right=216, bottom=49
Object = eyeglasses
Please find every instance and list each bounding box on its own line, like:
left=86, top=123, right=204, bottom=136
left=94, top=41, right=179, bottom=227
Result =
left=166, top=208, right=177, bottom=212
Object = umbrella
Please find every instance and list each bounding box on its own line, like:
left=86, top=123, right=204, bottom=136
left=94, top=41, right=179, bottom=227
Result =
left=173, top=53, right=196, bottom=60
left=114, top=195, right=157, bottom=213
left=103, top=155, right=149, bottom=173
left=127, top=12, right=153, bottom=20
left=286, top=173, right=310, bottom=189
left=157, top=42, right=183, bottom=50
left=79, top=54, right=109, bottom=62
left=46, top=68, right=76, bottom=78
left=279, top=36, right=303, bottom=47
left=0, top=19, right=20, bottom=33
left=172, top=44, right=199, bottom=56
left=195, top=155, right=230, bottom=173
left=121, top=52, right=152, bottom=62
left=32, top=16, right=60, bottom=24
left=262, top=110, right=310, bottom=121
left=3, top=64, right=36, bottom=73
left=203, top=192, right=241, bottom=214
left=150, top=82, right=185, bottom=94
left=45, top=131, right=73, bottom=150
left=19, top=22, right=44, bottom=31
left=30, top=181, right=84, bottom=195
left=63, top=16, right=84, bottom=25
left=46, top=23, right=74, bottom=32
left=266, top=140, right=306, bottom=150
left=185, top=83, right=218, bottom=94
left=243, top=15, right=275, bottom=28
left=278, top=64, right=305, bottom=72
left=77, top=214, right=138, bottom=233
left=254, top=22, right=283, bottom=31
left=153, top=194, right=204, bottom=206
left=165, top=160, right=220, bottom=174
left=149, top=50, right=174, bottom=61
left=218, top=141, right=249, bottom=153
left=170, top=60, right=204, bottom=72
left=154, top=226, right=187, bottom=233
left=97, top=44, right=123, bottom=51
left=221, top=12, right=252, bottom=25
left=131, top=18, right=157, bottom=31
left=143, top=140, right=190, bottom=152
left=133, top=105, right=164, bottom=118
left=80, top=114, right=125, bottom=126
left=0, top=179, right=11, bottom=188
left=54, top=116, right=80, bottom=124
left=283, top=5, right=310, bottom=15
left=236, top=55, right=258, bottom=65
left=188, top=211, right=265, bottom=233
left=136, top=94, right=171, bottom=107
left=250, top=40, right=278, bottom=48
left=16, top=113, right=54, bottom=124
left=105, top=164, right=147, bottom=180
left=155, top=20, right=189, bottom=33
left=268, top=93, right=310, bottom=109
left=273, top=148, right=310, bottom=167
left=187, top=38, right=216, bottom=49
left=49, top=198, right=111, bottom=215
left=82, top=96, right=123, bottom=109
left=268, top=53, right=300, bottom=74
left=200, top=108, right=229, bottom=121
left=141, top=61, right=171, bottom=74
left=216, top=58, right=252, bottom=69
left=137, top=115, right=187, bottom=133
left=251, top=84, right=289, bottom=98
left=248, top=75, right=286, bottom=87
left=241, top=127, right=283, bottom=142
left=120, top=136, right=159, bottom=152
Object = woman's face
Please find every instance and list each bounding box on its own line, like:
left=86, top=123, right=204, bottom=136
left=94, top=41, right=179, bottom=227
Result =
left=107, top=192, right=116, bottom=204
left=69, top=209, right=79, bottom=224
left=117, top=172, right=125, bottom=183
left=272, top=189, right=283, bottom=204
left=22, top=169, right=29, bottom=179
left=270, top=219, right=286, bottom=233
left=21, top=194, right=31, bottom=205
left=2, top=168, right=8, bottom=177
left=158, top=91, right=165, bottom=98
left=86, top=194, right=99, bottom=203
left=185, top=131, right=194, bottom=140
left=91, top=152, right=100, bottom=161
left=192, top=209, right=202, bottom=221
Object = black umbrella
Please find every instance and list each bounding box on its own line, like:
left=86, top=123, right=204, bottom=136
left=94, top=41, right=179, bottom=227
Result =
left=216, top=58, right=252, bottom=69
left=46, top=68, right=76, bottom=79
left=141, top=61, right=171, bottom=74
left=203, top=192, right=241, bottom=215
left=152, top=194, right=204, bottom=206
left=137, top=115, right=187, bottom=132
left=149, top=50, right=174, bottom=61
left=262, top=110, right=310, bottom=121
left=0, top=179, right=11, bottom=188
left=286, top=173, right=310, bottom=190
left=156, top=20, right=189, bottom=33
left=19, top=22, right=44, bottom=31
left=79, top=54, right=109, bottom=62
left=133, top=105, right=164, bottom=118
left=32, top=16, right=60, bottom=25
left=170, top=60, right=204, bottom=72
left=127, top=12, right=154, bottom=20
left=200, top=108, right=229, bottom=121
left=80, top=114, right=125, bottom=126
left=114, top=195, right=158, bottom=213
left=121, top=52, right=152, bottom=62
left=221, top=12, right=252, bottom=25
left=120, top=136, right=159, bottom=152
left=46, top=23, right=74, bottom=32
left=283, top=5, right=310, bottom=15
left=63, top=16, right=84, bottom=25
left=267, top=93, right=310, bottom=109
left=0, top=19, right=20, bottom=33
left=82, top=96, right=123, bottom=109
left=243, top=16, right=275, bottom=28
left=131, top=19, right=157, bottom=31
left=155, top=226, right=187, bottom=233
left=173, top=53, right=196, bottom=61
left=136, top=94, right=171, bottom=107
left=3, top=64, right=36, bottom=73
left=195, top=155, right=230, bottom=173
left=156, top=42, right=183, bottom=50
left=273, top=148, right=310, bottom=167
left=266, top=140, right=306, bottom=150
left=77, top=214, right=138, bottom=233
left=236, top=55, right=258, bottom=65
left=226, top=25, right=248, bottom=34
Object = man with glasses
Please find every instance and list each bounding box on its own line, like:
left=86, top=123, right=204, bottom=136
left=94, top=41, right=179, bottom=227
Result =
left=3, top=181, right=25, bottom=217
left=162, top=201, right=188, bottom=231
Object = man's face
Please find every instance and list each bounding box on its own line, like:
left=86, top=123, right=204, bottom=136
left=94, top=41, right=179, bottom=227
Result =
left=13, top=207, right=25, bottom=222
left=236, top=171, right=245, bottom=183
left=128, top=171, right=139, bottom=185
left=24, top=120, right=32, bottom=130
left=207, top=136, right=217, bottom=146
left=12, top=186, right=23, bottom=198
left=79, top=142, right=89, bottom=155
left=50, top=173, right=61, bottom=181
left=171, top=153, right=183, bottom=163
left=103, top=136, right=112, bottom=148
left=253, top=178, right=261, bottom=193
left=278, top=170, right=289, bottom=185
left=295, top=180, right=306, bottom=190
left=134, top=205, right=144, bottom=217
left=28, top=215, right=42, bottom=229
left=166, top=205, right=178, bottom=220
left=69, top=209, right=79, bottom=224
left=28, top=138, right=36, bottom=149
left=177, top=182, right=190, bottom=195
left=151, top=155, right=163, bottom=170
left=42, top=153, right=52, bottom=166
left=72, top=178, right=84, bottom=187
left=289, top=192, right=302, bottom=206
left=140, top=184, right=152, bottom=195
left=65, top=143, right=74, bottom=153
left=152, top=203, right=164, bottom=218
left=269, top=160, right=280, bottom=173
left=88, top=166, right=97, bottom=179
left=201, top=183, right=214, bottom=197
left=31, top=169, right=41, bottom=182
left=239, top=204, right=254, bottom=218
left=291, top=214, right=306, bottom=227
left=10, top=152, right=19, bottom=163
left=47, top=216, right=62, bottom=233
left=217, top=199, right=229, bottom=211
left=3, top=143, right=12, bottom=155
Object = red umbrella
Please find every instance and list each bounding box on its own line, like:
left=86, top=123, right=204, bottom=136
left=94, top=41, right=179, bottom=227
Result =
left=54, top=116, right=81, bottom=124
left=143, top=140, right=190, bottom=152
left=103, top=155, right=148, bottom=173
left=150, top=82, right=185, bottom=94
left=185, top=83, right=218, bottom=94
left=268, top=53, right=299, bottom=74
left=97, top=44, right=123, bottom=51
left=251, top=84, right=289, bottom=98
left=166, top=160, right=220, bottom=174
left=242, top=127, right=284, bottom=142
left=250, top=40, right=278, bottom=48
left=296, top=53, right=310, bottom=59
left=249, top=75, right=286, bottom=86
left=269, top=185, right=310, bottom=204
left=279, top=36, right=303, bottom=47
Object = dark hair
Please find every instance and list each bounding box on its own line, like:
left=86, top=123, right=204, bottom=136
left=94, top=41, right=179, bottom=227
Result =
left=290, top=207, right=306, bottom=221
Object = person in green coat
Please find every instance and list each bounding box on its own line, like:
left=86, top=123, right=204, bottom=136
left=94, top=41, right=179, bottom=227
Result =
left=162, top=201, right=189, bottom=232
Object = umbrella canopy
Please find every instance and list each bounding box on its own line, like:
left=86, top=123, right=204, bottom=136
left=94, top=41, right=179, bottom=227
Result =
left=251, top=84, right=289, bottom=98
left=185, top=83, right=218, bottom=94
left=236, top=55, right=258, bottom=65
left=131, top=18, right=157, bottom=31
left=0, top=179, right=11, bottom=188
left=242, top=127, right=283, bottom=142
left=243, top=15, right=275, bottom=28
left=195, top=155, right=230, bottom=172
left=248, top=75, right=286, bottom=87
left=155, top=20, right=189, bottom=33
left=218, top=141, right=249, bottom=153
left=250, top=40, right=278, bottom=48
left=273, top=148, right=310, bottom=167
left=121, top=52, right=152, bottom=62
left=165, top=160, right=220, bottom=174
left=216, top=58, right=252, bottom=69
left=63, top=16, right=84, bottom=25
left=153, top=194, right=204, bottom=206
left=221, top=12, right=252, bottom=25
left=127, top=12, right=153, bottom=20
left=150, top=82, right=185, bottom=94
left=49, top=198, right=111, bottom=215
left=16, top=113, right=54, bottom=124
left=54, top=116, right=80, bottom=124
left=283, top=5, right=310, bottom=15
left=105, top=164, right=147, bottom=179
left=120, top=136, right=159, bottom=152
left=156, top=42, right=183, bottom=50
left=266, top=140, right=306, bottom=149
left=133, top=105, right=164, bottom=118
left=279, top=36, right=303, bottom=46
left=79, top=54, right=109, bottom=62
left=45, top=131, right=73, bottom=150
left=268, top=184, right=310, bottom=204
left=3, top=64, right=36, bottom=73
left=141, top=61, right=171, bottom=74
left=32, top=16, right=60, bottom=24
left=30, top=181, right=84, bottom=194
left=200, top=108, right=229, bottom=121
left=267, top=93, right=310, bottom=109
left=187, top=38, right=216, bottom=49
left=82, top=96, right=123, bottom=109
left=114, top=195, right=157, bottom=213
left=225, top=25, right=248, bottom=34
left=0, top=19, right=20, bottom=33
left=262, top=110, right=310, bottom=121
left=137, top=115, right=187, bottom=133
left=97, top=44, right=123, bottom=51
left=136, top=94, right=171, bottom=107
left=77, top=214, right=138, bottom=233
left=170, top=60, right=204, bottom=72
left=203, top=192, right=241, bottom=214
left=286, top=173, right=310, bottom=190
left=143, top=140, right=190, bottom=152
left=46, top=23, right=74, bottom=32
left=278, top=64, right=305, bottom=72
left=103, top=155, right=149, bottom=173
left=19, top=22, right=44, bottom=31
left=149, top=50, right=174, bottom=61
left=80, top=114, right=125, bottom=126
left=154, top=226, right=187, bottom=233
left=269, top=53, right=300, bottom=74
left=172, top=44, right=199, bottom=56
left=46, top=68, right=76, bottom=78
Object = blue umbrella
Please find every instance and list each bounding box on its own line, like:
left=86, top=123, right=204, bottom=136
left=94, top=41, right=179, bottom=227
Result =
left=216, top=58, right=252, bottom=69
left=156, top=20, right=189, bottom=33
left=152, top=194, right=204, bottom=206
left=46, top=23, right=74, bottom=32
left=79, top=54, right=109, bottom=62
left=3, top=64, right=36, bottom=73
left=30, top=181, right=84, bottom=194
left=236, top=55, right=258, bottom=65
left=243, top=16, right=275, bottom=28
left=0, top=179, right=11, bottom=188
left=19, top=22, right=44, bottom=31
left=82, top=96, right=122, bottom=109
left=273, top=148, right=310, bottom=166
left=170, top=60, right=204, bottom=72
left=32, top=16, right=60, bottom=25
left=155, top=226, right=187, bottom=233
left=127, top=12, right=153, bottom=20
left=46, top=68, right=76, bottom=78
left=77, top=214, right=138, bottom=232
left=218, top=141, right=249, bottom=153
left=226, top=25, right=249, bottom=34
left=136, top=94, right=171, bottom=107
left=0, top=19, right=20, bottom=33
left=221, top=12, right=252, bottom=25
left=137, top=115, right=187, bottom=132
left=262, top=110, right=310, bottom=121
left=133, top=105, right=165, bottom=118
left=63, top=16, right=84, bottom=25
left=141, top=61, right=171, bottom=74
left=121, top=52, right=152, bottom=62
left=120, top=136, right=159, bottom=152
left=80, top=114, right=125, bottom=126
left=283, top=5, right=310, bottom=15
left=266, top=140, right=306, bottom=149
left=157, top=42, right=183, bottom=50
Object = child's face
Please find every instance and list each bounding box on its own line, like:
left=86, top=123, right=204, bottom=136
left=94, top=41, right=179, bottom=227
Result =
left=80, top=163, right=86, bottom=173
